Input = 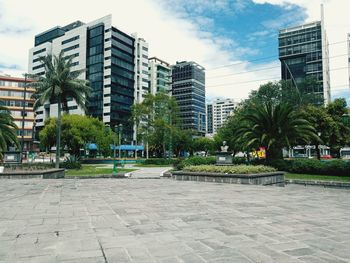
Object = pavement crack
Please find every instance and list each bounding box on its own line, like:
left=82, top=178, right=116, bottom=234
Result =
left=97, top=239, right=108, bottom=263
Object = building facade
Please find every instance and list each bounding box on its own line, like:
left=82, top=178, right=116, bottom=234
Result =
left=28, top=15, right=148, bottom=140
left=149, top=57, right=171, bottom=95
left=0, top=75, right=35, bottom=151
left=278, top=21, right=330, bottom=105
left=206, top=103, right=213, bottom=134
left=132, top=34, right=149, bottom=103
left=171, top=61, right=206, bottom=135
left=206, top=98, right=236, bottom=135
left=348, top=33, right=350, bottom=89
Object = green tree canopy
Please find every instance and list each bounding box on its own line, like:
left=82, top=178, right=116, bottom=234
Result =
left=39, top=115, right=113, bottom=157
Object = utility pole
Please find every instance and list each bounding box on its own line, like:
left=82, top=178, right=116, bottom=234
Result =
left=21, top=73, right=27, bottom=163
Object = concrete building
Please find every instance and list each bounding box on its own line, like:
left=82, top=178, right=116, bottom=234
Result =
left=206, top=98, right=236, bottom=135
left=278, top=18, right=330, bottom=105
left=0, top=75, right=35, bottom=151
left=171, top=61, right=206, bottom=135
left=206, top=103, right=213, bottom=134
left=28, top=15, right=148, bottom=140
left=133, top=34, right=149, bottom=103
left=348, top=33, right=350, bottom=89
left=149, top=57, right=171, bottom=95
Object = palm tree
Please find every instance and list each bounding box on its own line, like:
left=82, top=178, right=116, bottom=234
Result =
left=235, top=102, right=319, bottom=160
left=29, top=51, right=90, bottom=168
left=0, top=104, right=19, bottom=161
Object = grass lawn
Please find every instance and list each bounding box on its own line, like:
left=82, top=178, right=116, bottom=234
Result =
left=65, top=165, right=137, bottom=176
left=285, top=173, right=350, bottom=182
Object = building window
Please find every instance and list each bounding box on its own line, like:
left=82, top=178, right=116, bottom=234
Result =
left=142, top=46, right=148, bottom=51
left=32, top=64, right=45, bottom=71
left=33, top=48, right=46, bottom=55
left=62, top=44, right=79, bottom=53
left=62, top=36, right=79, bottom=45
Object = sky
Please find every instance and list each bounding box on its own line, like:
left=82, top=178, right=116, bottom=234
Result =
left=0, top=0, right=349, bottom=103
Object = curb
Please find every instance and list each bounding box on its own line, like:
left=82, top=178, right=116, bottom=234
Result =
left=286, top=179, right=350, bottom=189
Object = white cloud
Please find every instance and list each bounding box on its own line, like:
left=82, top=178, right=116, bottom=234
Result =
left=0, top=0, right=349, bottom=103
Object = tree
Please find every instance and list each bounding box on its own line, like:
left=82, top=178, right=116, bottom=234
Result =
left=0, top=104, right=19, bottom=161
left=29, top=51, right=90, bottom=168
left=39, top=115, right=113, bottom=158
left=192, top=137, right=215, bottom=156
left=39, top=118, right=56, bottom=161
left=131, top=92, right=180, bottom=158
left=235, top=102, right=319, bottom=160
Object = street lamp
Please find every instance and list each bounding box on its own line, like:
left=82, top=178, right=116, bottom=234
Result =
left=118, top=124, right=123, bottom=167
left=112, top=125, right=118, bottom=177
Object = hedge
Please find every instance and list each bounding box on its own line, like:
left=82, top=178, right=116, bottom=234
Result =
left=183, top=165, right=276, bottom=174
left=143, top=158, right=178, bottom=165
left=267, top=159, right=350, bottom=176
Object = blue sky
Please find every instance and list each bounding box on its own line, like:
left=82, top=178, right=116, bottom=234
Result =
left=158, top=0, right=306, bottom=64
left=0, top=0, right=349, bottom=102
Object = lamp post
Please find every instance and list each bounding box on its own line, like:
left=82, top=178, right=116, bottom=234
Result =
left=316, top=131, right=321, bottom=160
left=118, top=124, right=123, bottom=167
left=112, top=125, right=118, bottom=177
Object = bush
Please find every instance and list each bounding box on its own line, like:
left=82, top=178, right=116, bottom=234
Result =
left=183, top=165, right=276, bottom=174
left=3, top=163, right=54, bottom=171
left=143, top=158, right=178, bottom=165
left=60, top=156, right=82, bottom=170
left=181, top=156, right=216, bottom=166
left=267, top=159, right=350, bottom=176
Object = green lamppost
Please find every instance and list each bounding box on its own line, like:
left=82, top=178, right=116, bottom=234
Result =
left=112, top=125, right=118, bottom=177
left=118, top=124, right=123, bottom=167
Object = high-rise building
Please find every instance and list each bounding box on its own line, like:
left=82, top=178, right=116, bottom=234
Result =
left=133, top=34, right=149, bottom=103
left=206, top=103, right=213, bottom=134
left=278, top=19, right=330, bottom=105
left=28, top=15, right=147, bottom=140
left=149, top=57, right=171, bottom=95
left=206, top=98, right=236, bottom=135
left=171, top=61, right=206, bottom=135
left=0, top=75, right=35, bottom=151
left=348, top=33, right=350, bottom=89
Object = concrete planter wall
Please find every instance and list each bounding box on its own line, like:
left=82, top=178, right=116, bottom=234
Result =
left=0, top=169, right=65, bottom=179
left=172, top=171, right=285, bottom=186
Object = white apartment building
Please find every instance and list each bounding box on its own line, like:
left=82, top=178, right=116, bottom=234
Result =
left=148, top=57, right=171, bottom=95
left=28, top=15, right=148, bottom=140
left=132, top=33, right=149, bottom=103
left=206, top=98, right=236, bottom=135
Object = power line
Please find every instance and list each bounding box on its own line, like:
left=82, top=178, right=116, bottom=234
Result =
left=206, top=66, right=350, bottom=88
left=207, top=39, right=349, bottom=71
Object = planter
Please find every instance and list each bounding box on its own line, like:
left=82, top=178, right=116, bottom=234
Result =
left=171, top=171, right=285, bottom=186
left=0, top=169, right=65, bottom=179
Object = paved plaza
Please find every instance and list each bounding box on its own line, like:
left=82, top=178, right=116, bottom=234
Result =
left=0, top=179, right=350, bottom=263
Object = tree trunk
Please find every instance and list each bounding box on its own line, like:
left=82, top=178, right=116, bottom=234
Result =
left=267, top=146, right=283, bottom=161
left=55, top=97, right=62, bottom=169
left=315, top=144, right=321, bottom=160
left=146, top=141, right=149, bottom=159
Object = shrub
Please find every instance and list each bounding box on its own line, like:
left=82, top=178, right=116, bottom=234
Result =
left=181, top=156, right=216, bottom=166
left=3, top=163, right=54, bottom=171
left=267, top=159, right=350, bottom=176
left=60, top=156, right=82, bottom=170
left=183, top=165, right=276, bottom=174
left=143, top=158, right=177, bottom=165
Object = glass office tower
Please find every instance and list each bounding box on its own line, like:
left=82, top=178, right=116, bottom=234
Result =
left=171, top=61, right=206, bottom=136
left=278, top=21, right=330, bottom=105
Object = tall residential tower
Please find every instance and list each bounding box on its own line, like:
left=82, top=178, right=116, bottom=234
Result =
left=149, top=57, right=171, bottom=95
left=28, top=15, right=148, bottom=140
left=171, top=61, right=206, bottom=136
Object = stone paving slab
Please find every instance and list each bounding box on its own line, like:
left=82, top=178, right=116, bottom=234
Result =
left=0, top=179, right=349, bottom=262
